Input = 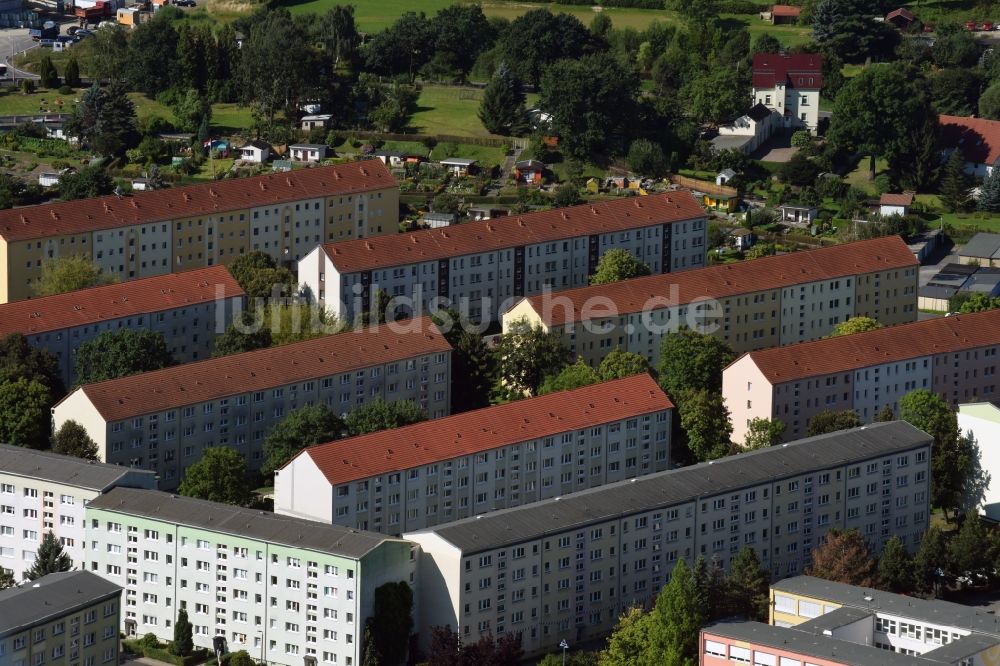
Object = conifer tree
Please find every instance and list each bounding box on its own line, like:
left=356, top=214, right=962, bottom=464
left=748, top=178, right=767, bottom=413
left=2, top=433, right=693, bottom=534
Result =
left=939, top=150, right=970, bottom=212
left=63, top=58, right=81, bottom=88
left=38, top=55, right=59, bottom=89
left=878, top=535, right=914, bottom=593
left=25, top=531, right=73, bottom=580
left=478, top=63, right=528, bottom=136
left=171, top=609, right=193, bottom=656
left=979, top=167, right=1000, bottom=213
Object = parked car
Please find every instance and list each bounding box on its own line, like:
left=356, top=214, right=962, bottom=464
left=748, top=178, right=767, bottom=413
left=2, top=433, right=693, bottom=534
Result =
left=39, top=38, right=55, bottom=47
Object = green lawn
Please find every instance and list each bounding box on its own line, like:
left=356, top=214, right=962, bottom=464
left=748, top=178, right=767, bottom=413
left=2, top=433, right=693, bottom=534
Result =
left=409, top=84, right=538, bottom=137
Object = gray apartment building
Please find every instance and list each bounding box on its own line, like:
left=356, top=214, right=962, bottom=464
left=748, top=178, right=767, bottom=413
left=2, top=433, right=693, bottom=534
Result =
left=274, top=374, right=674, bottom=535
left=52, top=318, right=453, bottom=488
left=299, top=192, right=709, bottom=324
left=405, top=422, right=933, bottom=658
left=0, top=265, right=244, bottom=387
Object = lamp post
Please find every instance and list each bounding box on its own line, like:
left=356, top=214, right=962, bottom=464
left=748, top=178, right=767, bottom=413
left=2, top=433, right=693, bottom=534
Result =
left=559, top=639, right=569, bottom=666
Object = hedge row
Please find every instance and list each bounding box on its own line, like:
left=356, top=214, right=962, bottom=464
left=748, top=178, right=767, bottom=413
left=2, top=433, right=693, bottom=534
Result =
left=121, top=639, right=211, bottom=666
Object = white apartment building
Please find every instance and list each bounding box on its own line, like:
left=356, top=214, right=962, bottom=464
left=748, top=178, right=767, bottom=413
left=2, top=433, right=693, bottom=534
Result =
left=0, top=161, right=398, bottom=303
left=51, top=318, right=453, bottom=488
left=0, top=265, right=244, bottom=387
left=752, top=53, right=822, bottom=131
left=85, top=487, right=414, bottom=666
left=0, top=445, right=157, bottom=581
left=299, top=192, right=708, bottom=324
left=725, top=308, right=1000, bottom=443
left=405, top=421, right=932, bottom=658
left=502, top=235, right=918, bottom=367
left=767, top=575, right=1000, bottom=662
left=275, top=374, right=674, bottom=535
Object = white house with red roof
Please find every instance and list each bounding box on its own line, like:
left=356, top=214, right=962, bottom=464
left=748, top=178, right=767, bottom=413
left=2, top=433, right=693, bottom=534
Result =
left=940, top=114, right=1000, bottom=178
left=752, top=53, right=823, bottom=132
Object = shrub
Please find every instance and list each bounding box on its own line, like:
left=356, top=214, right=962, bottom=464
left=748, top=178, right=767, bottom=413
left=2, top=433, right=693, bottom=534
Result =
left=138, top=633, right=161, bottom=650
left=58, top=85, right=73, bottom=95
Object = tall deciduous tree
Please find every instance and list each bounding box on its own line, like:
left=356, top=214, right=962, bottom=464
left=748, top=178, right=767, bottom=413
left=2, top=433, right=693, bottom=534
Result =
left=812, top=0, right=898, bottom=62
left=125, top=16, right=179, bottom=95
left=431, top=309, right=495, bottom=414
left=539, top=52, right=638, bottom=159
left=807, top=528, right=876, bottom=586
left=370, top=582, right=413, bottom=666
left=59, top=166, right=115, bottom=202
left=657, top=329, right=735, bottom=396
left=899, top=389, right=964, bottom=517
left=677, top=389, right=732, bottom=461
left=344, top=399, right=426, bottom=436
left=652, top=558, right=705, bottom=666
left=227, top=250, right=296, bottom=301
left=239, top=9, right=313, bottom=131
left=828, top=316, right=883, bottom=337
left=828, top=63, right=936, bottom=181
left=878, top=535, right=914, bottom=593
left=478, top=63, right=527, bottom=136
left=25, top=531, right=73, bottom=580
left=498, top=10, right=602, bottom=86
left=627, top=139, right=667, bottom=177
left=0, top=378, right=51, bottom=449
left=52, top=420, right=99, bottom=461
left=599, top=607, right=656, bottom=666
left=34, top=256, right=114, bottom=297
left=538, top=358, right=599, bottom=395
left=74, top=329, right=174, bottom=385
left=171, top=609, right=194, bottom=656
left=493, top=318, right=571, bottom=398
left=805, top=409, right=862, bottom=436
left=427, top=4, right=496, bottom=78
left=598, top=349, right=650, bottom=380
left=263, top=405, right=344, bottom=474
left=213, top=314, right=273, bottom=358
left=590, top=249, right=652, bottom=286
left=743, top=418, right=785, bottom=449
left=949, top=512, right=992, bottom=576
left=980, top=81, right=1000, bottom=120
left=177, top=447, right=254, bottom=506
left=727, top=547, right=770, bottom=621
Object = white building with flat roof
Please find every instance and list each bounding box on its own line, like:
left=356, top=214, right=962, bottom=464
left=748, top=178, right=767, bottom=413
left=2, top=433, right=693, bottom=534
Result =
left=958, top=402, right=1000, bottom=520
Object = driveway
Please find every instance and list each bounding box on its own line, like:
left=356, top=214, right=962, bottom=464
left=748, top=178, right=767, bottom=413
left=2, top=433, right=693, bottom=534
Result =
left=918, top=241, right=960, bottom=288
left=749, top=133, right=799, bottom=163
left=0, top=27, right=41, bottom=80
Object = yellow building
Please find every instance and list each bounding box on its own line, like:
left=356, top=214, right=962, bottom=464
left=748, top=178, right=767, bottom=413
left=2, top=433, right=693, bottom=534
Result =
left=0, top=571, right=122, bottom=666
left=0, top=161, right=398, bottom=303
left=703, top=192, right=738, bottom=212
left=501, top=236, right=918, bottom=367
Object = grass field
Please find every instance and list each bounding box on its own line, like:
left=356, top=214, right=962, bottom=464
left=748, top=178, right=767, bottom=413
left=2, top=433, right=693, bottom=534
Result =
left=276, top=0, right=811, bottom=47
left=409, top=84, right=538, bottom=137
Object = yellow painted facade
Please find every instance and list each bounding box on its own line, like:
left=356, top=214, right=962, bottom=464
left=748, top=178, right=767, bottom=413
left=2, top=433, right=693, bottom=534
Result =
left=768, top=588, right=842, bottom=627
left=0, top=185, right=399, bottom=303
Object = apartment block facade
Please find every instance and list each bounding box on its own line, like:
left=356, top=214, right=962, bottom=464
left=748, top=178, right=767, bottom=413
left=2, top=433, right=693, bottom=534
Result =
left=752, top=53, right=822, bottom=131
left=85, top=488, right=414, bottom=666
left=51, top=318, right=452, bottom=488
left=275, top=375, right=674, bottom=535
left=0, top=571, right=122, bottom=666
left=0, top=265, right=244, bottom=387
left=502, top=236, right=918, bottom=368
left=298, top=192, right=708, bottom=323
left=0, top=162, right=397, bottom=303
left=725, top=309, right=1000, bottom=443
left=0, top=445, right=156, bottom=581
left=760, top=575, right=1000, bottom=662
left=405, top=422, right=931, bottom=657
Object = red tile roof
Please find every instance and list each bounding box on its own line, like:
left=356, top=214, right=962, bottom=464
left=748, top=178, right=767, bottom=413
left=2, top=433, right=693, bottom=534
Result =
left=886, top=7, right=915, bottom=22
left=0, top=161, right=395, bottom=243
left=939, top=115, right=1000, bottom=167
left=0, top=266, right=243, bottom=339
left=298, top=374, right=672, bottom=486
left=742, top=309, right=1000, bottom=384
left=772, top=4, right=802, bottom=16
left=520, top=236, right=916, bottom=327
left=71, top=317, right=452, bottom=422
left=321, top=192, right=706, bottom=273
left=879, top=192, right=914, bottom=206
left=752, top=53, right=823, bottom=90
